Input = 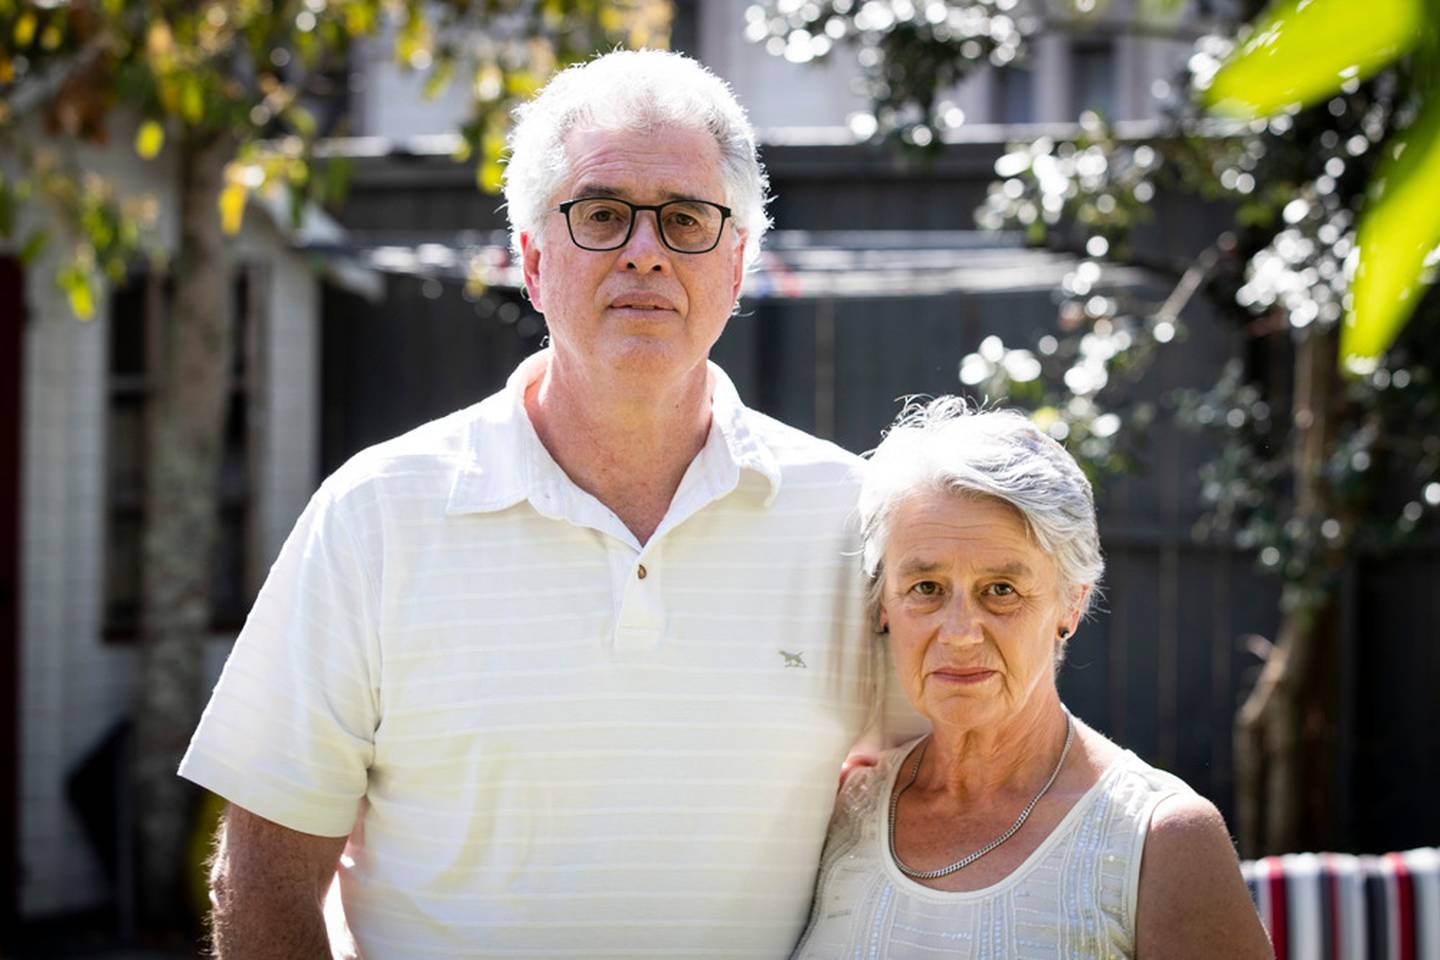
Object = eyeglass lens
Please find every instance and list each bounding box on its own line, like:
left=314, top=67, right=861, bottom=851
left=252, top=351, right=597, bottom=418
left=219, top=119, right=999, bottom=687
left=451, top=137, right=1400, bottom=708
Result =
left=566, top=199, right=724, bottom=252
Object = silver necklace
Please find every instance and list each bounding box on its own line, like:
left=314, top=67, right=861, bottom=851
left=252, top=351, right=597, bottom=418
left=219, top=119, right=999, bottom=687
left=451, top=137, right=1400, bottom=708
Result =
left=888, top=708, right=1075, bottom=880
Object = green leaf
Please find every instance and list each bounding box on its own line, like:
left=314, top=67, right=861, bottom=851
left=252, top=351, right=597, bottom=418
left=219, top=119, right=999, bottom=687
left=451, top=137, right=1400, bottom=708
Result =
left=18, top=230, right=45, bottom=264
left=423, top=56, right=455, bottom=100
left=180, top=74, right=205, bottom=124
left=219, top=182, right=247, bottom=234
left=285, top=104, right=317, bottom=138
left=1204, top=0, right=1425, bottom=118
left=135, top=119, right=165, bottom=159
left=57, top=265, right=94, bottom=320
left=13, top=11, right=36, bottom=47
left=1342, top=92, right=1440, bottom=365
left=478, top=120, right=506, bottom=194
left=322, top=155, right=352, bottom=206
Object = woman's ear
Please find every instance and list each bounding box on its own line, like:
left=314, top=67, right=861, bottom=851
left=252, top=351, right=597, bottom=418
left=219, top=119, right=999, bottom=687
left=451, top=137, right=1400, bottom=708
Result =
left=1059, top=584, right=1092, bottom=638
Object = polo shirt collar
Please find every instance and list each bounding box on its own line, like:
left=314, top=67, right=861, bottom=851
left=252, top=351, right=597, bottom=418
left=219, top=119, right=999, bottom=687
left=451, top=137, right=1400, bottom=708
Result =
left=446, top=350, right=782, bottom=516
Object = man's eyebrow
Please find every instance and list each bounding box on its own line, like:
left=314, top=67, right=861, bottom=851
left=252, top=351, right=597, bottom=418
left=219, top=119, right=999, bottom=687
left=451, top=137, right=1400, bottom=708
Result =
left=981, top=561, right=1034, bottom=577
left=570, top=183, right=708, bottom=203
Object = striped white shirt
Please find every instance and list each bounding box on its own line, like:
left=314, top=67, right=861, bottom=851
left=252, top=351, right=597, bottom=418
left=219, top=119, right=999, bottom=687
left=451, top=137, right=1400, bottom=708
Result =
left=180, top=352, right=893, bottom=958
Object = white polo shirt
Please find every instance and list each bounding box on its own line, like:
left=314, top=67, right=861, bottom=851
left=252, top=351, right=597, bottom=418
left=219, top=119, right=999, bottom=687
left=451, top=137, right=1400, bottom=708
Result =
left=180, top=352, right=892, bottom=958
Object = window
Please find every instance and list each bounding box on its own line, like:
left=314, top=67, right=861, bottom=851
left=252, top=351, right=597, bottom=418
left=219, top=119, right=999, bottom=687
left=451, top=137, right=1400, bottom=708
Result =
left=1071, top=40, right=1117, bottom=121
left=104, top=268, right=261, bottom=639
left=993, top=64, right=1036, bottom=125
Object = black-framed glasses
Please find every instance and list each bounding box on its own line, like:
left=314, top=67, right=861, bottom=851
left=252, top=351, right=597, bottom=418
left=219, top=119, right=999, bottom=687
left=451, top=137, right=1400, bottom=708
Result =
left=556, top=197, right=733, bottom=254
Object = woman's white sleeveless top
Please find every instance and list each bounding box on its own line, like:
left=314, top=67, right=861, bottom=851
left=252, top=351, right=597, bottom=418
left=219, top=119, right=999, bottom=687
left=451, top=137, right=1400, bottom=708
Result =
left=792, top=738, right=1193, bottom=960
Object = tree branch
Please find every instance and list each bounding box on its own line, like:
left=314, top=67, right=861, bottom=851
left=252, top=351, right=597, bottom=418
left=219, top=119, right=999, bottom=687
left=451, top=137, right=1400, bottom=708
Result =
left=5, top=34, right=113, bottom=121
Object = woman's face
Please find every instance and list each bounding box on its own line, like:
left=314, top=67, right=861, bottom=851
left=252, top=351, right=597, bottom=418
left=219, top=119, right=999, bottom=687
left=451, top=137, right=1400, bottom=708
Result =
left=879, top=490, right=1081, bottom=732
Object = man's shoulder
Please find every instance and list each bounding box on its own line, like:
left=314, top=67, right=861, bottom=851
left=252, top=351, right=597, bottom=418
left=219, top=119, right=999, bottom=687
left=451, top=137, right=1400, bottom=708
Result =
left=741, top=408, right=865, bottom=480
left=322, top=392, right=504, bottom=503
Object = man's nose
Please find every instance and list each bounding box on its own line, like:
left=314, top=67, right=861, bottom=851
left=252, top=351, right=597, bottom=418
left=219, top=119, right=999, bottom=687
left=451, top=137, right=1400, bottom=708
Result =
left=623, top=210, right=671, bottom=273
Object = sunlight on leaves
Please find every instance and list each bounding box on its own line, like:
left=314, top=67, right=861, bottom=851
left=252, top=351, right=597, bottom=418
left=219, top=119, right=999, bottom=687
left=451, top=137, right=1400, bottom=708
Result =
left=1343, top=93, right=1440, bottom=364
left=1203, top=0, right=1424, bottom=118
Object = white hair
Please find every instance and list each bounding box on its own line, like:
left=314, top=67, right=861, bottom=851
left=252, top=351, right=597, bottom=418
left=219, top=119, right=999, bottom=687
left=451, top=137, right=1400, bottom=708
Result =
left=503, top=49, right=770, bottom=269
left=860, top=397, right=1105, bottom=635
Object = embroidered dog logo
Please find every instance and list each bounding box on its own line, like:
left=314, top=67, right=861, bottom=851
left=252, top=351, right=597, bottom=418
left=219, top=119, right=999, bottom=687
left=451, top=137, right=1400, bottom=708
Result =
left=779, top=650, right=807, bottom=669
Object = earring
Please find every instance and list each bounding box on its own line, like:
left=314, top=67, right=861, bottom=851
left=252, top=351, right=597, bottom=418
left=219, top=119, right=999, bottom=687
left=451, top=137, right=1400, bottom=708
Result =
left=1058, top=627, right=1070, bottom=639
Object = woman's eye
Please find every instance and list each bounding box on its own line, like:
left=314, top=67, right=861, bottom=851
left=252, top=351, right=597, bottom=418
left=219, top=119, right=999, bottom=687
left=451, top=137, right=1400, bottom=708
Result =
left=910, top=581, right=941, bottom=597
left=984, top=583, right=1016, bottom=597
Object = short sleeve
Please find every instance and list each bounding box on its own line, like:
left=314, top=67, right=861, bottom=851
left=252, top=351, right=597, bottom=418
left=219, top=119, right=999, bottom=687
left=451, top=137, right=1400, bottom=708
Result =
left=178, top=481, right=381, bottom=837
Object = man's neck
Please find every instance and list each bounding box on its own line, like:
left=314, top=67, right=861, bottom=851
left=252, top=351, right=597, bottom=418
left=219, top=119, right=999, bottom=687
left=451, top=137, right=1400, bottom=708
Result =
left=525, top=354, right=714, bottom=545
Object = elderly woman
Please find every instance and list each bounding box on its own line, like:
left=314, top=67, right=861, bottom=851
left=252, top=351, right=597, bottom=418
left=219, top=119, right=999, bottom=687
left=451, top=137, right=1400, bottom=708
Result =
left=793, top=398, right=1271, bottom=959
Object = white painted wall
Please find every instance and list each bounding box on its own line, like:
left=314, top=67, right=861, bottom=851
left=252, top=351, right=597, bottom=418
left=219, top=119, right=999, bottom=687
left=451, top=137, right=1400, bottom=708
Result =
left=353, top=32, right=478, bottom=142
left=19, top=245, right=127, bottom=916
left=696, top=1, right=869, bottom=131
left=10, top=116, right=324, bottom=917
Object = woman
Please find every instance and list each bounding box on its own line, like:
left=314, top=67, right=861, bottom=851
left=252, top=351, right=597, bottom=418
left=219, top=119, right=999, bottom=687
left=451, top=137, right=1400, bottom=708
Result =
left=794, top=398, right=1272, bottom=959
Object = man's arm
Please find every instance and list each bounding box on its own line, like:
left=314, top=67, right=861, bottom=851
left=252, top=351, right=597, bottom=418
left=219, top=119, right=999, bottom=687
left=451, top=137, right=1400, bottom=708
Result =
left=208, top=803, right=349, bottom=960
left=1134, top=793, right=1274, bottom=959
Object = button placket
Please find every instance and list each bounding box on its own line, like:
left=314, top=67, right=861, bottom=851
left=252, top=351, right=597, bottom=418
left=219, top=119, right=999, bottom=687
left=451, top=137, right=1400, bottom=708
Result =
left=613, top=546, right=662, bottom=655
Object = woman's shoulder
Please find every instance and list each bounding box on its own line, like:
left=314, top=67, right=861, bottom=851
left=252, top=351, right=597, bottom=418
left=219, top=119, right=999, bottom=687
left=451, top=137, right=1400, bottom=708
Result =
left=1072, top=724, right=1198, bottom=810
left=1109, top=749, right=1198, bottom=799
left=1134, top=791, right=1272, bottom=957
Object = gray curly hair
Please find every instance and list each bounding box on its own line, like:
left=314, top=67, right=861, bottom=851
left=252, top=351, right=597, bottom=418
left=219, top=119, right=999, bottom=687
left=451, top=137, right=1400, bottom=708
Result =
left=859, top=397, right=1105, bottom=644
left=502, top=49, right=770, bottom=269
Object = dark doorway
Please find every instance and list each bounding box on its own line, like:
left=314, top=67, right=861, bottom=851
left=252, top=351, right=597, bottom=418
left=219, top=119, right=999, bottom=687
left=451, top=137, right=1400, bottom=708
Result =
left=0, top=256, right=25, bottom=937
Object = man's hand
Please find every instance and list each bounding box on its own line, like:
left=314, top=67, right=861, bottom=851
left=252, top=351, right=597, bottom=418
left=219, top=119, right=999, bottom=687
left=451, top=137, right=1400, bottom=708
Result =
left=208, top=803, right=349, bottom=959
left=838, top=754, right=878, bottom=790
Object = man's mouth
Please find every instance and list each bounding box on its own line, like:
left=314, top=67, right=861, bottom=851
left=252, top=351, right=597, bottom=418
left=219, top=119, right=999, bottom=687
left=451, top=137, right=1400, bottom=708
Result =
left=610, top=294, right=676, bottom=311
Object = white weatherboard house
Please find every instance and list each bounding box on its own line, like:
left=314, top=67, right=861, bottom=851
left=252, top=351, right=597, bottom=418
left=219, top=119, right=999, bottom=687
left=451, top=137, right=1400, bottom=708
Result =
left=5, top=114, right=376, bottom=920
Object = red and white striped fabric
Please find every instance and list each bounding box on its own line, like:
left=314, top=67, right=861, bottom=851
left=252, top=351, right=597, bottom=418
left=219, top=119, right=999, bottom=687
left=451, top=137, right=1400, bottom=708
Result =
left=1242, top=848, right=1440, bottom=960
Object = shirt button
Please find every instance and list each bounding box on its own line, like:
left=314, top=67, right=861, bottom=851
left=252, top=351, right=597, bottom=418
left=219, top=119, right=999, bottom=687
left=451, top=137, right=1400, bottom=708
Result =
left=637, top=564, right=648, bottom=580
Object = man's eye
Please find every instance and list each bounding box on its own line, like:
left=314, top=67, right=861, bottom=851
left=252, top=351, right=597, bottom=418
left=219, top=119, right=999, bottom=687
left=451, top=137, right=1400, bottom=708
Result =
left=589, top=208, right=622, bottom=223
left=667, top=211, right=700, bottom=228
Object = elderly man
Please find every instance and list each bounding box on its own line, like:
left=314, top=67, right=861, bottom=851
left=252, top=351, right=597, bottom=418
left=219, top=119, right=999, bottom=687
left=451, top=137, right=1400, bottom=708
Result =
left=181, top=50, right=903, bottom=958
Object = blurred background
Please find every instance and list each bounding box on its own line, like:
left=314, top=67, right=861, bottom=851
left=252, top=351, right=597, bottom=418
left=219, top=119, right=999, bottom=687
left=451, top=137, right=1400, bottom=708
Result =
left=3, top=0, right=1438, bottom=954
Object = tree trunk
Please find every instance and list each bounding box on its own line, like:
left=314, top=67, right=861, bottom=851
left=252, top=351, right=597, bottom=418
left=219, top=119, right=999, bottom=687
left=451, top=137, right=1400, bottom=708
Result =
left=1234, top=324, right=1341, bottom=857
left=134, top=128, right=235, bottom=930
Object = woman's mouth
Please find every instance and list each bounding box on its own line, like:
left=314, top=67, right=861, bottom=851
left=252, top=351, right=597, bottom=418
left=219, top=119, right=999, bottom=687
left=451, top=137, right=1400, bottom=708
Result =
left=931, top=668, right=997, bottom=685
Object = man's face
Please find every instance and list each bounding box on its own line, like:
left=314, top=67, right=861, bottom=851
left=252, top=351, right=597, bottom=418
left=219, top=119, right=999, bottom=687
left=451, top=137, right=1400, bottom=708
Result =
left=520, top=123, right=747, bottom=385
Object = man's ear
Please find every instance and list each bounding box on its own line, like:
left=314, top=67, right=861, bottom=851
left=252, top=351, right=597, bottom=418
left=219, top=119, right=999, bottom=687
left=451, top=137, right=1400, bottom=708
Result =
left=520, top=231, right=544, bottom=311
left=729, top=231, right=748, bottom=303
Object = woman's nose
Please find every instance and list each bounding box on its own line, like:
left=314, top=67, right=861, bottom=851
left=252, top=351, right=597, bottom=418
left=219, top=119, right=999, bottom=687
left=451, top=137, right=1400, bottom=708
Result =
left=937, top=598, right=984, bottom=646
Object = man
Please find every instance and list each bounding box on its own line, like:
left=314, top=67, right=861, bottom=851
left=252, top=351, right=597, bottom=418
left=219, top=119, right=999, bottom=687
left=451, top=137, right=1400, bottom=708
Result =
left=182, top=50, right=905, bottom=958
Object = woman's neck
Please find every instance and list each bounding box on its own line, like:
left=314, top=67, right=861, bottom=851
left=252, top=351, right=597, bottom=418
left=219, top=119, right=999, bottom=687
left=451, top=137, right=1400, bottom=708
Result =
left=915, top=693, right=1072, bottom=806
